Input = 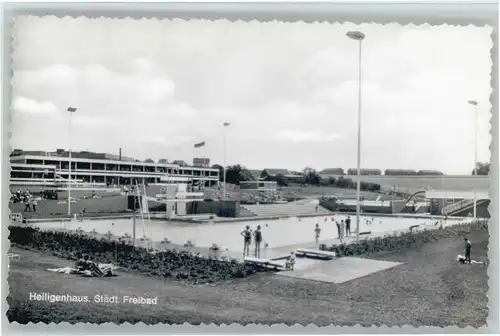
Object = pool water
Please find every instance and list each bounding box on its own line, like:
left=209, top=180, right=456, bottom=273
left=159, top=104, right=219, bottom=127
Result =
left=35, top=214, right=465, bottom=252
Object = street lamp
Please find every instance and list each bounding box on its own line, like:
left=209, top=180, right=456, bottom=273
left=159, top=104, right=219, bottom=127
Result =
left=222, top=122, right=231, bottom=201
left=67, top=107, right=77, bottom=216
left=468, top=100, right=479, bottom=220
left=346, top=30, right=365, bottom=242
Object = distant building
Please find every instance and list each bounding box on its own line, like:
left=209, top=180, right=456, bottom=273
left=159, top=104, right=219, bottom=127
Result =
left=261, top=169, right=290, bottom=179
left=320, top=168, right=345, bottom=175
left=384, top=169, right=418, bottom=176
left=9, top=149, right=219, bottom=189
left=347, top=168, right=382, bottom=176
left=193, top=157, right=210, bottom=168
left=172, top=160, right=188, bottom=167
left=417, top=170, right=444, bottom=175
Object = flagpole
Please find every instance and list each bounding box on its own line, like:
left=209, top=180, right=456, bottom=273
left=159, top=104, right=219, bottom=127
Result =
left=222, top=122, right=230, bottom=201
left=67, top=107, right=77, bottom=216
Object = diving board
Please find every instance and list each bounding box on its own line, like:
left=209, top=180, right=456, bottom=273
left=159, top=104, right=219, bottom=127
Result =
left=244, top=256, right=285, bottom=270
left=295, top=248, right=337, bottom=260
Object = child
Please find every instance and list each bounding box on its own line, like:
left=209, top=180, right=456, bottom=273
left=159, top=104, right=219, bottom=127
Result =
left=285, top=252, right=296, bottom=271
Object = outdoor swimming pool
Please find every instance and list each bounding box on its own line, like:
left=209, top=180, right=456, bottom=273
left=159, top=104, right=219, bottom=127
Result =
left=35, top=214, right=468, bottom=252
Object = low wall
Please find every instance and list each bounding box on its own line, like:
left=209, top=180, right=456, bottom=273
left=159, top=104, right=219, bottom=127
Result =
left=186, top=201, right=240, bottom=218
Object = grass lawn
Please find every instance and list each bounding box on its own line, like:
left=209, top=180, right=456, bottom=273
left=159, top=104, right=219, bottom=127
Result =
left=7, top=224, right=488, bottom=326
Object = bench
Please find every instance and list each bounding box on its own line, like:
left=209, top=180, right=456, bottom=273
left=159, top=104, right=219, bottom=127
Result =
left=295, top=248, right=336, bottom=260
left=244, top=257, right=285, bottom=270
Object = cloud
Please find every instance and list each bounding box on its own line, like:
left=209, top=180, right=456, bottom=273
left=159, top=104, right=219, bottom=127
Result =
left=276, top=130, right=341, bottom=143
left=12, top=96, right=57, bottom=115
left=10, top=18, right=493, bottom=174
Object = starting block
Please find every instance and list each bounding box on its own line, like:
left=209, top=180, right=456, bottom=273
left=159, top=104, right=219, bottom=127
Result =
left=244, top=256, right=285, bottom=270
left=295, top=248, right=337, bottom=260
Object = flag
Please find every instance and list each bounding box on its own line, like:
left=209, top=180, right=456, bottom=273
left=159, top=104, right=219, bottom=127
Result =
left=468, top=100, right=478, bottom=106
left=223, top=122, right=230, bottom=127
left=194, top=141, right=205, bottom=148
left=67, top=107, right=77, bottom=112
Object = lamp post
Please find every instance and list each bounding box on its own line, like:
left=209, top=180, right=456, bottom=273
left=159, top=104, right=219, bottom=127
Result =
left=223, top=122, right=230, bottom=201
left=67, top=107, right=77, bottom=216
left=346, top=30, right=365, bottom=242
left=468, top=100, right=479, bottom=220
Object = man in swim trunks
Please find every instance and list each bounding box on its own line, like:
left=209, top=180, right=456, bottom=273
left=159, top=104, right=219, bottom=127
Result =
left=254, top=225, right=263, bottom=258
left=315, top=223, right=321, bottom=246
left=345, top=216, right=351, bottom=237
left=241, top=225, right=252, bottom=257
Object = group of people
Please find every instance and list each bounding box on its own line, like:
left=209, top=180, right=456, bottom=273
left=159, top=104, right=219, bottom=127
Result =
left=12, top=189, right=38, bottom=212
left=241, top=225, right=267, bottom=258
left=312, top=215, right=353, bottom=244
left=240, top=224, right=298, bottom=271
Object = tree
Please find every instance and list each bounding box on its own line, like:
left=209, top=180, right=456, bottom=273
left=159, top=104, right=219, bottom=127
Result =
left=302, top=167, right=321, bottom=185
left=211, top=164, right=224, bottom=182
left=472, top=162, right=490, bottom=175
left=144, top=158, right=155, bottom=163
left=274, top=173, right=289, bottom=187
left=224, top=164, right=255, bottom=185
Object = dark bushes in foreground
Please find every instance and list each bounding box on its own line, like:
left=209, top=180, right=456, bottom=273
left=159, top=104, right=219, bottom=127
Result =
left=319, top=220, right=488, bottom=257
left=9, top=226, right=269, bottom=284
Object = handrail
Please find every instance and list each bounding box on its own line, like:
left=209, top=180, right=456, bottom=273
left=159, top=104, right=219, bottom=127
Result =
left=442, top=199, right=474, bottom=215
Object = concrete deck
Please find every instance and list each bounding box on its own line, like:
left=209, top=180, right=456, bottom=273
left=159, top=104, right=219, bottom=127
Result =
left=278, top=257, right=403, bottom=284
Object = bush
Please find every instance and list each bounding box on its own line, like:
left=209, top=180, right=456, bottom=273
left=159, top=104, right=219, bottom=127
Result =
left=324, top=220, right=488, bottom=257
left=8, top=226, right=270, bottom=285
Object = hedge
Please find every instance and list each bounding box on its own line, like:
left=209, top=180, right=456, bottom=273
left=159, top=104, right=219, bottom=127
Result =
left=8, top=226, right=270, bottom=284
left=319, top=220, right=488, bottom=257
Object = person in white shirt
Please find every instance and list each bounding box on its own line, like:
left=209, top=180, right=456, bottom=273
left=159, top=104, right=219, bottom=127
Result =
left=339, top=220, right=345, bottom=239
left=285, top=252, right=296, bottom=271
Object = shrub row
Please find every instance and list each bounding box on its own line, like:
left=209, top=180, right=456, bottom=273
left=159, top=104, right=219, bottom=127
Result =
left=8, top=226, right=270, bottom=284
left=319, top=220, right=488, bottom=257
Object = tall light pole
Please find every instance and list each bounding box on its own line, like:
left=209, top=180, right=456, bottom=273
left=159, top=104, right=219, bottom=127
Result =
left=346, top=30, right=365, bottom=242
left=468, top=100, right=479, bottom=220
left=67, top=107, right=77, bottom=216
left=223, top=122, right=230, bottom=201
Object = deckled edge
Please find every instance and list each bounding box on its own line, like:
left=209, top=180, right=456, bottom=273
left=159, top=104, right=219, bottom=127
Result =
left=2, top=2, right=498, bottom=334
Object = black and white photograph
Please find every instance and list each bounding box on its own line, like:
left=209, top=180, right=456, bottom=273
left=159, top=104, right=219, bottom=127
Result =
left=6, top=16, right=493, bottom=327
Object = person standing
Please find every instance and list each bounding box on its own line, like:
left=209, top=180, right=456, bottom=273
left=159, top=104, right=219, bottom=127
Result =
left=464, top=237, right=472, bottom=264
left=336, top=219, right=341, bottom=239
left=31, top=198, right=37, bottom=212
left=314, top=223, right=321, bottom=247
left=253, top=225, right=263, bottom=258
left=241, top=225, right=252, bottom=257
left=23, top=197, right=31, bottom=212
left=339, top=220, right=345, bottom=240
left=345, top=216, right=351, bottom=237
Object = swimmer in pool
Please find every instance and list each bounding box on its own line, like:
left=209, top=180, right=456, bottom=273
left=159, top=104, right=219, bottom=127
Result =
left=241, top=225, right=252, bottom=257
left=253, top=225, right=263, bottom=258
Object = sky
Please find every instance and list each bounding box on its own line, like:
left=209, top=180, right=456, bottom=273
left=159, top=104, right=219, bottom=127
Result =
left=11, top=17, right=493, bottom=174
